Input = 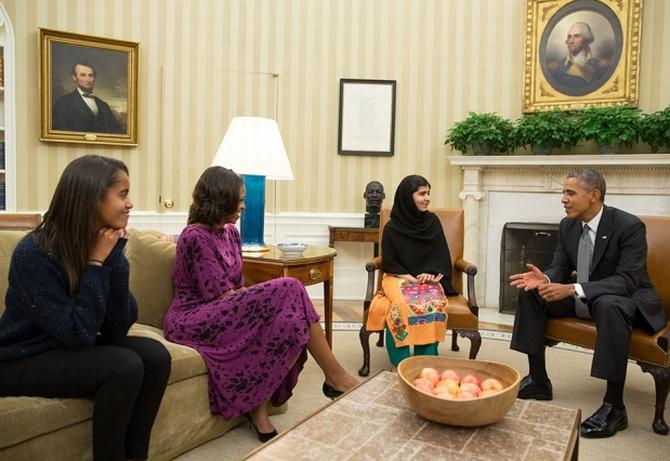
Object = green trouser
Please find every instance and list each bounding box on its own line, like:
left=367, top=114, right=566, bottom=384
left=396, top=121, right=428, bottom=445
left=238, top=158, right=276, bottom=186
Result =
left=385, top=328, right=439, bottom=366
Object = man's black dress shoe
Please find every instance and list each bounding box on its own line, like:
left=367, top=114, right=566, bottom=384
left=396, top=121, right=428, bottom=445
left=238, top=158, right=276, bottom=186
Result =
left=322, top=382, right=344, bottom=400
left=580, top=403, right=628, bottom=438
left=517, top=375, right=553, bottom=400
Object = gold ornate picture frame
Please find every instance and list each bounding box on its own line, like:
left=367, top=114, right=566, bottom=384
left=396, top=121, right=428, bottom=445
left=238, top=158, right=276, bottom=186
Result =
left=522, top=0, right=641, bottom=112
left=39, top=28, right=139, bottom=146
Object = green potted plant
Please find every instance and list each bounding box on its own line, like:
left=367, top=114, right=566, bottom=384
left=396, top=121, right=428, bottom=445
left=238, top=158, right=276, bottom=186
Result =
left=445, top=112, right=514, bottom=155
left=514, top=109, right=579, bottom=155
left=576, top=106, right=641, bottom=154
left=639, top=106, right=670, bottom=153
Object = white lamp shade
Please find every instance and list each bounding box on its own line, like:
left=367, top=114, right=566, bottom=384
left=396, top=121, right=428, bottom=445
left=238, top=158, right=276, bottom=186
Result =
left=212, top=116, right=294, bottom=180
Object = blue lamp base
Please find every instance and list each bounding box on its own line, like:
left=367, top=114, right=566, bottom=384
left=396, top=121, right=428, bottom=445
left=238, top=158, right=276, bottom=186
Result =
left=240, top=174, right=269, bottom=252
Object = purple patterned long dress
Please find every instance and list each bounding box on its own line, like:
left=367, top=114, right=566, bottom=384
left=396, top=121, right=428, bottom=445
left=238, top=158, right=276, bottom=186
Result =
left=164, top=224, right=320, bottom=419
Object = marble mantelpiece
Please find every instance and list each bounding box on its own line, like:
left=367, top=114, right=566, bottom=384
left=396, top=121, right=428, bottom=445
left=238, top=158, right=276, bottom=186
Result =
left=448, top=154, right=670, bottom=309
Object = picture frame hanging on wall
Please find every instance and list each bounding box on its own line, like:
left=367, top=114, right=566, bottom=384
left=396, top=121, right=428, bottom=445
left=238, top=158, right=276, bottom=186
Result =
left=39, top=28, right=139, bottom=146
left=338, top=79, right=396, bottom=156
left=522, top=0, right=642, bottom=112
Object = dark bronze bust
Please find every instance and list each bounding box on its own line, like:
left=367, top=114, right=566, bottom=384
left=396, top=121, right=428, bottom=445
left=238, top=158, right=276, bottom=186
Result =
left=363, top=181, right=385, bottom=228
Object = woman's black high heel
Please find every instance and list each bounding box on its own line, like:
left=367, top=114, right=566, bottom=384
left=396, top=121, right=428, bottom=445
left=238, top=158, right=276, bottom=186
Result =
left=322, top=382, right=344, bottom=400
left=244, top=413, right=278, bottom=442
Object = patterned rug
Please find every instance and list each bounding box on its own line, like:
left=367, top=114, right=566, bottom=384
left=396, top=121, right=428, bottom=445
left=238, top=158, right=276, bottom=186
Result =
left=175, top=329, right=666, bottom=461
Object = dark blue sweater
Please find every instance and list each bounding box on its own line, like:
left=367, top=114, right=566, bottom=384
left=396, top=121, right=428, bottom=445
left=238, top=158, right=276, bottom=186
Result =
left=0, top=234, right=138, bottom=367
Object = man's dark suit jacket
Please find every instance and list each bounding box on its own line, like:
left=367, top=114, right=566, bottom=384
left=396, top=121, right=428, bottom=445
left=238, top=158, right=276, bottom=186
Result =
left=52, top=91, right=123, bottom=134
left=545, top=205, right=666, bottom=334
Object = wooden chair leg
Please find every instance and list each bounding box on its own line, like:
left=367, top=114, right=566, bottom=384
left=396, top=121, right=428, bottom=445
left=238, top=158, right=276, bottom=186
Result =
left=451, top=330, right=482, bottom=359
left=451, top=331, right=460, bottom=352
left=358, top=325, right=373, bottom=377
left=639, top=362, right=670, bottom=435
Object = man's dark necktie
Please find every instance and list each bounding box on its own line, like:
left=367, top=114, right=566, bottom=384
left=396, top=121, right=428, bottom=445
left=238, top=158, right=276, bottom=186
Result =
left=575, top=223, right=593, bottom=319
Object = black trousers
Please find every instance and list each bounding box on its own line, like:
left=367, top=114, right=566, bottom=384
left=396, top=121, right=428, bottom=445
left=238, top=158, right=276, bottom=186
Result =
left=510, top=289, right=636, bottom=383
left=0, top=336, right=171, bottom=461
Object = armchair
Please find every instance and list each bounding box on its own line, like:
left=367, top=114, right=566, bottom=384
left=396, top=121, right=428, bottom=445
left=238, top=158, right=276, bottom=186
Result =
left=358, top=208, right=481, bottom=376
left=544, top=215, right=670, bottom=435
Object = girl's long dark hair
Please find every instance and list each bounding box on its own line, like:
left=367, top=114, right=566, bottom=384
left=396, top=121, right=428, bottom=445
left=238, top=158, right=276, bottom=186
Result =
left=34, top=155, right=129, bottom=295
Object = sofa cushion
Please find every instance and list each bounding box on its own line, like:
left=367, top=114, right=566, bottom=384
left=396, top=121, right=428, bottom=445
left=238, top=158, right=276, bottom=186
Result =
left=0, top=324, right=208, bottom=449
left=126, top=229, right=176, bottom=330
left=128, top=324, right=208, bottom=385
left=0, top=395, right=92, bottom=448
left=0, top=230, right=28, bottom=315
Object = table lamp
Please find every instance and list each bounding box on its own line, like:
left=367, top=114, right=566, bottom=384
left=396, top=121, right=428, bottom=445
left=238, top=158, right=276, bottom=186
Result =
left=212, top=116, right=294, bottom=251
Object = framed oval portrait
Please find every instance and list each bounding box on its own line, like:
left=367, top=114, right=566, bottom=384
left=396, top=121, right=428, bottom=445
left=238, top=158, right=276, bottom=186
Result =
left=523, top=0, right=642, bottom=112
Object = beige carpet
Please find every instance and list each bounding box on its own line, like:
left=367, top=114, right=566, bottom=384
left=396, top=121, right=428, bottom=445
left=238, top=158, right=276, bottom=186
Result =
left=174, top=328, right=668, bottom=461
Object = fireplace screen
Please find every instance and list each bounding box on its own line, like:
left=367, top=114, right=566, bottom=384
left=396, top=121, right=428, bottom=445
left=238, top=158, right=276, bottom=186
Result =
left=499, top=222, right=559, bottom=314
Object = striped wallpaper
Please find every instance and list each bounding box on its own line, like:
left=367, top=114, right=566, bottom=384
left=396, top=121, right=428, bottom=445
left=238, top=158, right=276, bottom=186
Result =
left=3, top=0, right=670, bottom=213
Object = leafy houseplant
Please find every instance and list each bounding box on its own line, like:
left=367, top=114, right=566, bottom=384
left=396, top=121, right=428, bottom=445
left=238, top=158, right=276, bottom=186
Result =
left=514, top=109, right=579, bottom=155
left=639, top=106, right=670, bottom=153
left=576, top=106, right=641, bottom=154
left=445, top=112, right=514, bottom=155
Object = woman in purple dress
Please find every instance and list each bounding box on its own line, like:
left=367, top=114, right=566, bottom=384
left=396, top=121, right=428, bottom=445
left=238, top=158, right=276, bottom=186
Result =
left=164, top=166, right=358, bottom=441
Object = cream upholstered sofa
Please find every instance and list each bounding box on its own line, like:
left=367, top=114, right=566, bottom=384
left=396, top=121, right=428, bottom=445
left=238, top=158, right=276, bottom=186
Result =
left=0, top=228, right=282, bottom=460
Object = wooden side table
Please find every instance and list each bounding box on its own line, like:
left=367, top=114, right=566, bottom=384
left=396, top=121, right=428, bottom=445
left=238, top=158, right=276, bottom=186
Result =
left=328, top=226, right=379, bottom=256
left=242, top=246, right=337, bottom=347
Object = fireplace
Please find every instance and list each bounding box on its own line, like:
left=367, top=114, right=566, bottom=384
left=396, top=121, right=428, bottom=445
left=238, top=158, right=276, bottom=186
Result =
left=499, top=222, right=558, bottom=314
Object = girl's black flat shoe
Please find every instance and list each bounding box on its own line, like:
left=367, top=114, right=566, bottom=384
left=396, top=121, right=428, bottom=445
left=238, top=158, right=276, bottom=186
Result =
left=244, top=413, right=278, bottom=442
left=322, top=382, right=344, bottom=399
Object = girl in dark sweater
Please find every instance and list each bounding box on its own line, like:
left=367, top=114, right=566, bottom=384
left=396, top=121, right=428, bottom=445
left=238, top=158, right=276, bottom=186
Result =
left=0, top=155, right=171, bottom=461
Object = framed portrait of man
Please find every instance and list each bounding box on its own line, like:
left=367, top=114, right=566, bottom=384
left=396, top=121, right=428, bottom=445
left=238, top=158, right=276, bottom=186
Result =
left=522, top=0, right=642, bottom=112
left=39, top=28, right=139, bottom=146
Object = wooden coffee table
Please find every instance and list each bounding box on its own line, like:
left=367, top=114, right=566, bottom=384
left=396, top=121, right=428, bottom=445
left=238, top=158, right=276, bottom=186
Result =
left=242, top=371, right=580, bottom=461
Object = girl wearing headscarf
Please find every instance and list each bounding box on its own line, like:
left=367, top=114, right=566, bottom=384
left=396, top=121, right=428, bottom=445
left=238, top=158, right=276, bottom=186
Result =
left=366, top=175, right=457, bottom=366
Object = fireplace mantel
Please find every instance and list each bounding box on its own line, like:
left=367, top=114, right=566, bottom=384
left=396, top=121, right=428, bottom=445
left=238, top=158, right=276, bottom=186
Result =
left=448, top=154, right=670, bottom=309
left=448, top=153, right=670, bottom=167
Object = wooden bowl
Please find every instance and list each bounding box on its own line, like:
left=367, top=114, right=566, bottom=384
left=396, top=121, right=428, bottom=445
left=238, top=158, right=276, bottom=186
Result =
left=397, top=355, right=521, bottom=427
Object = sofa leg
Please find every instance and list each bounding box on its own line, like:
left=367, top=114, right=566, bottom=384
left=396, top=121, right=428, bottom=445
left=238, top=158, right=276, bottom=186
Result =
left=639, top=362, right=670, bottom=435
left=358, top=325, right=373, bottom=377
left=451, top=330, right=481, bottom=359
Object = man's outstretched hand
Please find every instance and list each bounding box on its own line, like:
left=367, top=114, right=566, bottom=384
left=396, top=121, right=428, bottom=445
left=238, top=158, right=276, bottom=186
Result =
left=509, top=263, right=546, bottom=291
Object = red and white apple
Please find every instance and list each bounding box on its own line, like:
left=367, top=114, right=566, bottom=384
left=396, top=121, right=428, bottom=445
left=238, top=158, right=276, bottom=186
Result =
left=439, top=369, right=461, bottom=383
left=419, top=367, right=440, bottom=386
left=481, top=378, right=504, bottom=391
left=461, top=373, right=481, bottom=387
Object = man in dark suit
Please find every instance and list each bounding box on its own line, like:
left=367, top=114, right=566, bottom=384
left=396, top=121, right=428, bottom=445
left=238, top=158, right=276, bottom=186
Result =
left=509, top=168, right=666, bottom=438
left=52, top=63, right=123, bottom=134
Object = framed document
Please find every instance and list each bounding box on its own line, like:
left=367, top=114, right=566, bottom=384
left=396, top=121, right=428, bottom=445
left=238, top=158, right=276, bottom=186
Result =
left=338, top=79, right=396, bottom=156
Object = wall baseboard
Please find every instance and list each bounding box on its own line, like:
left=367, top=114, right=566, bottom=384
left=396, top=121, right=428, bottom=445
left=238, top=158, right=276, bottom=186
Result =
left=128, top=211, right=374, bottom=301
